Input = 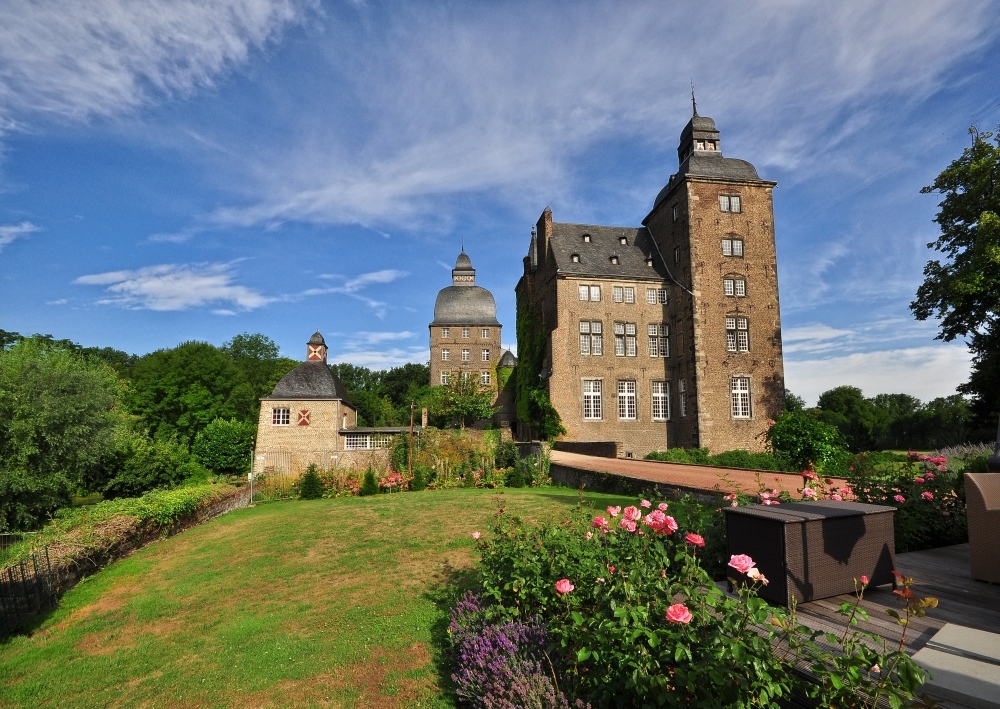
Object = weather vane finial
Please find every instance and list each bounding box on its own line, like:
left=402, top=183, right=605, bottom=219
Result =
left=691, top=80, right=698, bottom=117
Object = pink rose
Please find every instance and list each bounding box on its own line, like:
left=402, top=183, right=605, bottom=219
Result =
left=860, top=575, right=869, bottom=585
left=894, top=494, right=905, bottom=503
left=831, top=494, right=843, bottom=501
left=607, top=565, right=615, bottom=574
left=921, top=491, right=934, bottom=501
left=936, top=464, right=947, bottom=471
left=658, top=502, right=669, bottom=512
left=592, top=516, right=608, bottom=528
left=640, top=499, right=651, bottom=508
left=664, top=516, right=678, bottom=533
left=555, top=579, right=574, bottom=595
left=914, top=477, right=925, bottom=484
left=840, top=487, right=852, bottom=496
left=666, top=603, right=693, bottom=624
left=472, top=531, right=481, bottom=540
left=802, top=487, right=815, bottom=499
left=761, top=492, right=771, bottom=500
left=926, top=472, right=935, bottom=480
left=685, top=533, right=705, bottom=547
left=619, top=518, right=637, bottom=533
left=623, top=506, right=642, bottom=522
left=729, top=554, right=756, bottom=575
left=644, top=510, right=665, bottom=527
left=871, top=664, right=880, bottom=673
left=607, top=506, right=621, bottom=518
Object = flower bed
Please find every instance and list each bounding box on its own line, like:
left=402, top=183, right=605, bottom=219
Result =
left=455, top=496, right=935, bottom=708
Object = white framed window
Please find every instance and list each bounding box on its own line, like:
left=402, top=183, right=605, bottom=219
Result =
left=580, top=320, right=603, bottom=355
left=719, top=195, right=742, bottom=213
left=481, top=371, right=491, bottom=385
left=461, top=349, right=471, bottom=361
left=731, top=376, right=752, bottom=418
left=583, top=379, right=603, bottom=420
left=617, top=380, right=637, bottom=420
left=624, top=287, right=635, bottom=303
left=441, top=371, right=450, bottom=385
left=272, top=408, right=290, bottom=426
left=646, top=288, right=656, bottom=304
left=614, top=322, right=625, bottom=356
left=646, top=288, right=668, bottom=305
left=579, top=284, right=590, bottom=301
left=462, top=328, right=470, bottom=338
left=441, top=349, right=450, bottom=361
left=652, top=381, right=670, bottom=421
left=590, top=285, right=601, bottom=301
left=482, top=349, right=490, bottom=361
left=442, top=327, right=450, bottom=338
left=722, top=238, right=744, bottom=257
left=648, top=324, right=669, bottom=357
left=724, top=278, right=746, bottom=297
left=481, top=328, right=490, bottom=338
left=625, top=322, right=637, bottom=356
left=726, top=316, right=749, bottom=353
left=582, top=233, right=591, bottom=243
left=345, top=433, right=394, bottom=450
left=679, top=379, right=687, bottom=417
left=613, top=286, right=624, bottom=303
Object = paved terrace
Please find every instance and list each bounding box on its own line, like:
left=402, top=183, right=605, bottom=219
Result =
left=549, top=449, right=816, bottom=498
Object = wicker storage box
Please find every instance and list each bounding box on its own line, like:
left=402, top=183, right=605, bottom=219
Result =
left=724, top=501, right=896, bottom=606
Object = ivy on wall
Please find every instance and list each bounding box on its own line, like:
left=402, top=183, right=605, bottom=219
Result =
left=514, top=288, right=565, bottom=440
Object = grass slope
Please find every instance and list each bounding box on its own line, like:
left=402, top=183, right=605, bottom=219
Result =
left=0, top=487, right=636, bottom=708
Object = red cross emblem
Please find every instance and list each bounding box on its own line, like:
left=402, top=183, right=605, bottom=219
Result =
left=297, top=410, right=311, bottom=426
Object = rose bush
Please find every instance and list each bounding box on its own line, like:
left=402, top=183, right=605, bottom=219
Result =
left=461, top=496, right=931, bottom=708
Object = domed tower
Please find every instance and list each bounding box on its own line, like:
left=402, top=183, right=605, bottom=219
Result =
left=430, top=251, right=503, bottom=392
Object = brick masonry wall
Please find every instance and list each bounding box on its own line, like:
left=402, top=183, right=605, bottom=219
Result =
left=255, top=398, right=365, bottom=474
left=553, top=441, right=623, bottom=458
left=429, top=324, right=503, bottom=392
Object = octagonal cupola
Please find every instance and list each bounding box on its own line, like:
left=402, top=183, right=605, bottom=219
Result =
left=452, top=251, right=476, bottom=286
left=306, top=330, right=328, bottom=363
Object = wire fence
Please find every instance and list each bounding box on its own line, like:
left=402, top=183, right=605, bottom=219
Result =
left=0, top=547, right=56, bottom=637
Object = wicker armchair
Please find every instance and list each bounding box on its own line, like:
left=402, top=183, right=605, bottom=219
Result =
left=965, top=473, right=1000, bottom=584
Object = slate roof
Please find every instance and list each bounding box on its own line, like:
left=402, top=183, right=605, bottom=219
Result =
left=432, top=286, right=500, bottom=325
left=264, top=360, right=353, bottom=404
left=498, top=350, right=517, bottom=367
left=652, top=154, right=762, bottom=211
left=307, top=330, right=326, bottom=346
left=548, top=222, right=669, bottom=280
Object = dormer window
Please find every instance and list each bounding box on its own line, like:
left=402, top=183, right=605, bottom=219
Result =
left=610, top=256, right=619, bottom=265
left=619, top=236, right=628, bottom=245
left=582, top=234, right=591, bottom=243
left=571, top=253, right=580, bottom=263
left=645, top=257, right=653, bottom=267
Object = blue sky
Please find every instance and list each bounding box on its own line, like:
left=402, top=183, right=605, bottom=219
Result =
left=2, top=1, right=998, bottom=405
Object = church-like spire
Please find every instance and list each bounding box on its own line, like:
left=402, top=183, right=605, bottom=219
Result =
left=452, top=251, right=476, bottom=286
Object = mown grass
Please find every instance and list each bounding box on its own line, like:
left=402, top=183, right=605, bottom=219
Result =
left=0, top=486, right=640, bottom=708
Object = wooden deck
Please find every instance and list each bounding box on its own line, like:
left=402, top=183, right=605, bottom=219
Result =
left=794, top=544, right=1000, bottom=656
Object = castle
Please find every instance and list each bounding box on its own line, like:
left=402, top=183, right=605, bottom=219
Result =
left=515, top=111, right=785, bottom=456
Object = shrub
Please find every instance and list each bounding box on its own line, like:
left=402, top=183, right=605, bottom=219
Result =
left=765, top=411, right=849, bottom=472
left=299, top=464, right=323, bottom=500
left=359, top=469, right=379, bottom=496
left=410, top=466, right=427, bottom=491
left=645, top=447, right=797, bottom=472
left=504, top=465, right=526, bottom=488
left=192, top=418, right=256, bottom=475
left=467, top=496, right=931, bottom=708
left=103, top=432, right=207, bottom=500
left=494, top=439, right=519, bottom=469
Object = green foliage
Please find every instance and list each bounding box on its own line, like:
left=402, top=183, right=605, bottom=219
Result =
left=766, top=410, right=849, bottom=472
left=912, top=126, right=1000, bottom=429
left=494, top=440, right=519, bottom=469
left=192, top=418, right=256, bottom=475
left=504, top=465, right=526, bottom=488
left=437, top=375, right=496, bottom=428
left=410, top=466, right=427, bottom=491
left=645, top=447, right=796, bottom=472
left=298, top=464, right=324, bottom=500
left=330, top=361, right=431, bottom=426
left=102, top=429, right=208, bottom=500
left=784, top=389, right=806, bottom=412
left=2, top=484, right=237, bottom=566
left=514, top=292, right=565, bottom=440
left=0, top=339, right=127, bottom=531
left=359, top=469, right=379, bottom=496
left=473, top=497, right=929, bottom=708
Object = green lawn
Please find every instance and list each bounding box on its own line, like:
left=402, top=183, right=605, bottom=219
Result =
left=0, top=487, right=637, bottom=708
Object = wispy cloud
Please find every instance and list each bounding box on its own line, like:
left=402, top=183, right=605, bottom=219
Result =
left=0, top=0, right=311, bottom=129
left=0, top=221, right=41, bottom=252
left=298, top=269, right=408, bottom=318
left=328, top=329, right=426, bottom=369
left=74, top=262, right=272, bottom=311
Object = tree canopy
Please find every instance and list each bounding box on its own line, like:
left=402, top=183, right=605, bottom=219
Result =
left=912, top=126, right=1000, bottom=428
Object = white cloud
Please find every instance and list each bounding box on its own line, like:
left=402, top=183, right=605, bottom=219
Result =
left=297, top=270, right=408, bottom=318
left=784, top=345, right=972, bottom=407
left=0, top=0, right=310, bottom=128
left=0, top=221, right=41, bottom=252
left=74, top=262, right=272, bottom=311
left=45, top=298, right=67, bottom=305
left=199, top=1, right=998, bottom=231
